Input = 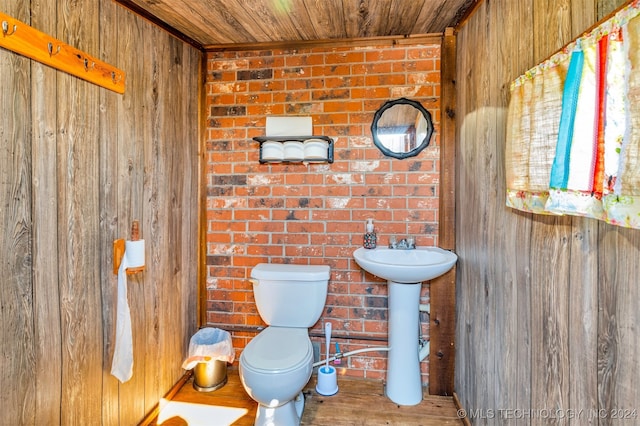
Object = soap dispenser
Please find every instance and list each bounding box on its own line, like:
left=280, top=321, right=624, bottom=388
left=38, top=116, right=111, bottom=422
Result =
left=363, top=219, right=377, bottom=249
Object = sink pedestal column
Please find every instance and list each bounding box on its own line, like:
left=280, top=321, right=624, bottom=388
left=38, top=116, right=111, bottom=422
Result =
left=385, top=281, right=422, bottom=405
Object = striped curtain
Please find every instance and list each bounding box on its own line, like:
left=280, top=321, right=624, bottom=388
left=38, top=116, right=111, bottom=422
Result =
left=505, top=0, right=640, bottom=229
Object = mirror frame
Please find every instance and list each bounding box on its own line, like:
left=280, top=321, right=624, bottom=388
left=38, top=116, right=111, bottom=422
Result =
left=370, top=97, right=434, bottom=159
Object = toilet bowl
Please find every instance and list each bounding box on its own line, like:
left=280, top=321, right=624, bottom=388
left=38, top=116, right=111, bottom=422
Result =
left=239, top=328, right=313, bottom=424
left=238, top=263, right=330, bottom=426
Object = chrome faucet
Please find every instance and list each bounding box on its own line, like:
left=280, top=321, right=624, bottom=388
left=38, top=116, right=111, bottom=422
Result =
left=388, top=236, right=416, bottom=250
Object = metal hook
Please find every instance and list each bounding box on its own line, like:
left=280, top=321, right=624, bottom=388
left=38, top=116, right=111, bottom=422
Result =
left=2, top=21, right=17, bottom=36
left=47, top=42, right=60, bottom=57
left=83, top=58, right=95, bottom=71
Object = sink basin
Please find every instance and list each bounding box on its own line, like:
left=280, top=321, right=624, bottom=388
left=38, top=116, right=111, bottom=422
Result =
left=353, top=245, right=458, bottom=405
left=353, top=246, right=457, bottom=283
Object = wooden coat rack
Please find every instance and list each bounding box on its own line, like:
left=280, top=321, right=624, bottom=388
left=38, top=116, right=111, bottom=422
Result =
left=0, top=11, right=125, bottom=94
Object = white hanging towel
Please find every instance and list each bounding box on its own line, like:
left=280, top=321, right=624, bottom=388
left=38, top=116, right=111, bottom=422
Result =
left=110, top=252, right=133, bottom=383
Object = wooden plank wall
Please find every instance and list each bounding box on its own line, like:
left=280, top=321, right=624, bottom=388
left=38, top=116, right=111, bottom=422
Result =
left=455, top=0, right=640, bottom=424
left=0, top=0, right=201, bottom=424
left=430, top=27, right=458, bottom=396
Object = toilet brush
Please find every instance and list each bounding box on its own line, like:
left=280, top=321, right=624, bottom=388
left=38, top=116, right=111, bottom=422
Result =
left=324, top=322, right=331, bottom=370
left=316, top=322, right=338, bottom=396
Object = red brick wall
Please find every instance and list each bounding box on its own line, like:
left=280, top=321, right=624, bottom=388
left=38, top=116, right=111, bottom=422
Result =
left=205, top=42, right=441, bottom=384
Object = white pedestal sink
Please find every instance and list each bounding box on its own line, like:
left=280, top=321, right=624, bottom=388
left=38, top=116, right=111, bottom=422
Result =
left=353, top=246, right=457, bottom=405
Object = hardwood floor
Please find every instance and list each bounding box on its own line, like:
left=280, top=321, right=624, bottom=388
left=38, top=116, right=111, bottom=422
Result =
left=146, top=367, right=464, bottom=425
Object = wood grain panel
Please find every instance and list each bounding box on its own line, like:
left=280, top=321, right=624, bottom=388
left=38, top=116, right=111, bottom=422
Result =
left=570, top=0, right=597, bottom=39
left=439, top=29, right=457, bottom=251
left=181, top=35, right=201, bottom=381
left=144, top=7, right=194, bottom=422
left=530, top=218, right=572, bottom=415
left=117, top=0, right=473, bottom=47
left=598, top=227, right=640, bottom=420
left=489, top=1, right=522, bottom=421
left=31, top=1, right=63, bottom=424
left=429, top=27, right=457, bottom=396
left=142, top=21, right=169, bottom=418
left=460, top=1, right=495, bottom=416
left=384, top=0, right=427, bottom=36
left=56, top=1, right=104, bottom=423
left=183, top=41, right=201, bottom=353
left=0, top=2, right=35, bottom=425
left=454, top=0, right=637, bottom=424
left=477, top=15, right=499, bottom=416
left=454, top=6, right=477, bottom=413
left=569, top=219, right=599, bottom=419
left=303, top=0, right=345, bottom=39
left=412, top=0, right=452, bottom=33
left=256, top=0, right=323, bottom=40
left=116, top=7, right=147, bottom=424
left=98, top=0, right=122, bottom=422
left=533, top=0, right=572, bottom=62
left=599, top=0, right=626, bottom=17
left=187, top=0, right=266, bottom=44
left=429, top=268, right=457, bottom=395
left=495, top=2, right=534, bottom=424
left=1, top=0, right=201, bottom=423
left=527, top=0, right=570, bottom=419
left=453, top=19, right=470, bottom=412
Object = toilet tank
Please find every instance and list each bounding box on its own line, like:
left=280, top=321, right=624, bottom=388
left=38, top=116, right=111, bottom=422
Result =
left=250, top=263, right=330, bottom=327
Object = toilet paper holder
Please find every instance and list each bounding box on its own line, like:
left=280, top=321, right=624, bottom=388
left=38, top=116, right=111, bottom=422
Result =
left=113, top=220, right=145, bottom=275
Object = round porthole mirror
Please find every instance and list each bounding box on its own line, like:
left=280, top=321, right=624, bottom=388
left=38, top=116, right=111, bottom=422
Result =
left=370, top=98, right=434, bottom=159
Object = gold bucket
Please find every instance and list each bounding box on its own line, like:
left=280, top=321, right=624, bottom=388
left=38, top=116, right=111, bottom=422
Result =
left=193, top=357, right=227, bottom=392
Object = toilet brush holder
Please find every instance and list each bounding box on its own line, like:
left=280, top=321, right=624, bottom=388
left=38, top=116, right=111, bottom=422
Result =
left=316, top=365, right=338, bottom=396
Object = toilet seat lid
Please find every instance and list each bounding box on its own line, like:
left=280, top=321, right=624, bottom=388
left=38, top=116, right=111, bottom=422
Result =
left=242, top=327, right=312, bottom=373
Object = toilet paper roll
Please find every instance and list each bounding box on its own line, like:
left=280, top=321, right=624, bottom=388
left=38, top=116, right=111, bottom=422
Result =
left=125, top=240, right=145, bottom=268
left=283, top=141, right=304, bottom=160
left=261, top=141, right=284, bottom=160
left=303, top=139, right=329, bottom=160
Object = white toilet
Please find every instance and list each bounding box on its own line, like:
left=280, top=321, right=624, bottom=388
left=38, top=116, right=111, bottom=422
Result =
left=239, top=263, right=330, bottom=426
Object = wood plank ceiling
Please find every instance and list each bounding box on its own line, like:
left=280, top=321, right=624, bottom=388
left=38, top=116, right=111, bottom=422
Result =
left=114, top=0, right=476, bottom=50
